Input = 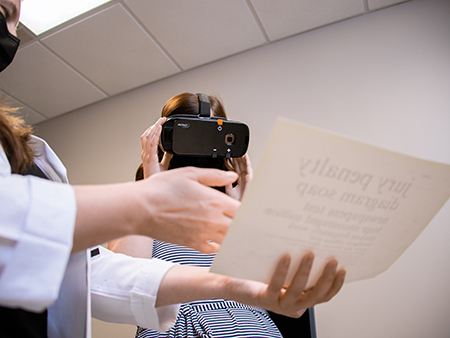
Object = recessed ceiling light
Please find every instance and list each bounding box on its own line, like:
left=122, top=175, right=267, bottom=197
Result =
left=19, top=0, right=113, bottom=35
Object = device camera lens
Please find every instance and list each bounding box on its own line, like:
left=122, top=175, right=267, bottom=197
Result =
left=225, top=133, right=235, bottom=145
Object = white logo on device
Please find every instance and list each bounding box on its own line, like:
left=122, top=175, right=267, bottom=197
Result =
left=177, top=123, right=190, bottom=129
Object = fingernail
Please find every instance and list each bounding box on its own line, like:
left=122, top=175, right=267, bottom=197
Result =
left=329, top=261, right=338, bottom=273
left=281, top=255, right=290, bottom=267
left=303, top=252, right=314, bottom=265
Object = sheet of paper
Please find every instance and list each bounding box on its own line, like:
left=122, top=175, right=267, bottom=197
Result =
left=211, top=117, right=450, bottom=288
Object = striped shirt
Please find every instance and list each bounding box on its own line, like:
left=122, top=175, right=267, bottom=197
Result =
left=135, top=240, right=283, bottom=338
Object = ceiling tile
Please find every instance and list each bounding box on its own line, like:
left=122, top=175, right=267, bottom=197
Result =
left=0, top=43, right=107, bottom=118
left=0, top=91, right=46, bottom=125
left=125, top=0, right=266, bottom=70
left=17, top=23, right=36, bottom=45
left=368, top=0, right=411, bottom=11
left=41, top=4, right=180, bottom=96
left=250, top=0, right=364, bottom=41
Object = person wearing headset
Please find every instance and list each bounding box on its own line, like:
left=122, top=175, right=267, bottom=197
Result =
left=109, top=93, right=347, bottom=337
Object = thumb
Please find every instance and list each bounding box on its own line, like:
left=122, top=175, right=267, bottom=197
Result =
left=184, top=168, right=238, bottom=188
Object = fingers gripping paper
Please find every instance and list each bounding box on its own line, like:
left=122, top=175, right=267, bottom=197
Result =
left=210, top=118, right=450, bottom=288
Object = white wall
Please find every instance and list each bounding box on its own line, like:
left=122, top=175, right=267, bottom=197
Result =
left=36, top=0, right=450, bottom=337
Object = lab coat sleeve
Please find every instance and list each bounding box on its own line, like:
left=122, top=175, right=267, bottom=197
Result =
left=90, top=246, right=180, bottom=332
left=0, top=175, right=76, bottom=312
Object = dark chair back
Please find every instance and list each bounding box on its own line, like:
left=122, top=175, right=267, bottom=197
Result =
left=268, top=307, right=317, bottom=338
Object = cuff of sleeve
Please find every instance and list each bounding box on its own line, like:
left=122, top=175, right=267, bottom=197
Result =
left=90, top=247, right=180, bottom=332
left=131, top=258, right=180, bottom=332
left=0, top=177, right=76, bottom=312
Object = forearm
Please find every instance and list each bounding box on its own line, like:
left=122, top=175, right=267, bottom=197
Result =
left=155, top=265, right=267, bottom=309
left=72, top=182, right=144, bottom=252
left=155, top=265, right=228, bottom=307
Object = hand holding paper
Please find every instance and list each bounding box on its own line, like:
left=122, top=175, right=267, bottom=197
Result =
left=211, top=117, right=450, bottom=289
left=256, top=252, right=345, bottom=317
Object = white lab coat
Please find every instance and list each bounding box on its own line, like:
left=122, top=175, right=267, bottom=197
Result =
left=0, top=136, right=179, bottom=337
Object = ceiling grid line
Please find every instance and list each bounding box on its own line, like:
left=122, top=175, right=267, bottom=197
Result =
left=244, top=0, right=271, bottom=43
left=362, top=0, right=370, bottom=12
left=120, top=2, right=183, bottom=72
left=37, top=41, right=110, bottom=98
left=0, top=89, right=46, bottom=119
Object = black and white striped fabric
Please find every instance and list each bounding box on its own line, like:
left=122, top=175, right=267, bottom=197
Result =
left=135, top=240, right=283, bottom=338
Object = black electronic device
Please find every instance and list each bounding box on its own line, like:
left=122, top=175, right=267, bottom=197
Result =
left=160, top=93, right=250, bottom=158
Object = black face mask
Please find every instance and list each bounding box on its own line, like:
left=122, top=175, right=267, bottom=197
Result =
left=0, top=12, right=20, bottom=72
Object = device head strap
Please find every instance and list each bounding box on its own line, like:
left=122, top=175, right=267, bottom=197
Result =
left=196, top=93, right=211, bottom=117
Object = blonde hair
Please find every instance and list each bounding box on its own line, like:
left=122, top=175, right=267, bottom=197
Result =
left=0, top=102, right=35, bottom=173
